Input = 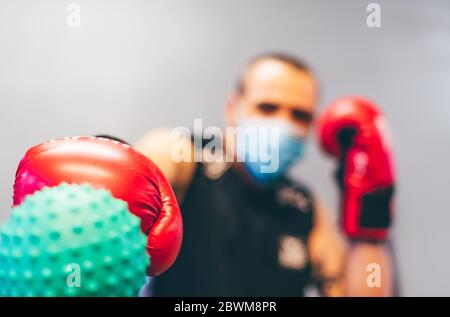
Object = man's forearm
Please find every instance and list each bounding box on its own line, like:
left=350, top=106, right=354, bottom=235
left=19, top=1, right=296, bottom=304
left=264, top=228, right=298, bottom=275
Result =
left=345, top=242, right=394, bottom=297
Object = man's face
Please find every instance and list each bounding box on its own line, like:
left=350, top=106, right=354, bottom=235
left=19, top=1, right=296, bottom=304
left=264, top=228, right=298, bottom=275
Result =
left=228, top=59, right=317, bottom=134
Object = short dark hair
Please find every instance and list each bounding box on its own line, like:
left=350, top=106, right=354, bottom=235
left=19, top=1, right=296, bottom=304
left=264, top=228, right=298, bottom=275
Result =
left=236, top=52, right=313, bottom=94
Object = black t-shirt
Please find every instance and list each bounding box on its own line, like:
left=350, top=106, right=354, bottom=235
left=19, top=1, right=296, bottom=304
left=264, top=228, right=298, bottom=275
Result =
left=153, top=162, right=316, bottom=297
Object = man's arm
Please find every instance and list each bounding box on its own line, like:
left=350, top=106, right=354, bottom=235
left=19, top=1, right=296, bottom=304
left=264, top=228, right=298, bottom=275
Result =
left=308, top=197, right=348, bottom=297
left=345, top=242, right=394, bottom=296
left=134, top=128, right=196, bottom=201
left=309, top=197, right=395, bottom=297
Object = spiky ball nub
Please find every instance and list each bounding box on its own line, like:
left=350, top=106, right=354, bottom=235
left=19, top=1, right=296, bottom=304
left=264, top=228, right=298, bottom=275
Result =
left=0, top=183, right=149, bottom=297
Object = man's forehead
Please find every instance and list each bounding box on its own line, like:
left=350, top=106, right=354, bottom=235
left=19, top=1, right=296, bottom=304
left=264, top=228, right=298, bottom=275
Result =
left=244, top=59, right=290, bottom=82
left=243, top=59, right=316, bottom=102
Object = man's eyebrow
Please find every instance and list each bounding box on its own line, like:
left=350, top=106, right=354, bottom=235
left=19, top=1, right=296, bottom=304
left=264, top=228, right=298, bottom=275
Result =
left=289, top=105, right=313, bottom=113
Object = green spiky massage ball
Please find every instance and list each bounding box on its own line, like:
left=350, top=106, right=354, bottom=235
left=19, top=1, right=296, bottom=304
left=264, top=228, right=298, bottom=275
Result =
left=0, top=183, right=148, bottom=297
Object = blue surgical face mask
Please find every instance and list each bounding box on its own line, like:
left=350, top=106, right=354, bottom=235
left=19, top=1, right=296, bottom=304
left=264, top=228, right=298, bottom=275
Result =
left=236, top=117, right=307, bottom=183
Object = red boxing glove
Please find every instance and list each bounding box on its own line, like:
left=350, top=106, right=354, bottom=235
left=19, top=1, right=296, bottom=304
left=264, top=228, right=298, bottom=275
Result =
left=317, top=97, right=395, bottom=241
left=13, top=136, right=183, bottom=276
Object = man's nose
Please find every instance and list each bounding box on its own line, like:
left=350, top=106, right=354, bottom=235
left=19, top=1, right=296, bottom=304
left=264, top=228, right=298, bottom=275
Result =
left=279, top=107, right=293, bottom=121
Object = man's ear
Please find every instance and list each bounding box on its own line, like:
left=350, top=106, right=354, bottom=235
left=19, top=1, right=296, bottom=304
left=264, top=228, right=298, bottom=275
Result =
left=225, top=92, right=241, bottom=127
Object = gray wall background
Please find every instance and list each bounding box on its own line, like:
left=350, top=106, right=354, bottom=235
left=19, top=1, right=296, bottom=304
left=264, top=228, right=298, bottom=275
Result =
left=0, top=0, right=449, bottom=296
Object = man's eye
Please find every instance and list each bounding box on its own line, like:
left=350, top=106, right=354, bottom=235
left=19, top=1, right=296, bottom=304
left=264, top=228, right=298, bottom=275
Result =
left=291, top=109, right=313, bottom=124
left=257, top=103, right=279, bottom=113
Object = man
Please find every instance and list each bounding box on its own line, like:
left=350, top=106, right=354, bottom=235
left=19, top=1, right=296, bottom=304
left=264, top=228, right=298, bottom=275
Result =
left=136, top=53, right=394, bottom=296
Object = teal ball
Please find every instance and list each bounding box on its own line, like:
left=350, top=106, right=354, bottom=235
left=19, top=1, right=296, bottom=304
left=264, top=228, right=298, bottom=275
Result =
left=0, top=183, right=148, bottom=297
